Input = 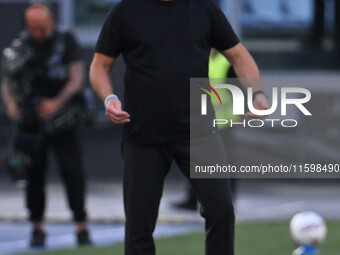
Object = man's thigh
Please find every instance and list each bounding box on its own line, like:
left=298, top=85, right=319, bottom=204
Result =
left=173, top=135, right=233, bottom=212
left=173, top=134, right=229, bottom=178
left=121, top=142, right=173, bottom=213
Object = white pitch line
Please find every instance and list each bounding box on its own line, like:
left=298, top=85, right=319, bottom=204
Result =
left=0, top=225, right=199, bottom=255
left=0, top=240, right=28, bottom=252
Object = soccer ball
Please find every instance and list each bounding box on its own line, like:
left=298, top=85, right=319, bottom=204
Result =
left=290, top=212, right=327, bottom=246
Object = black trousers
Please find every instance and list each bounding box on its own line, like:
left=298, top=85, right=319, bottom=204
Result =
left=311, top=0, right=340, bottom=47
left=184, top=128, right=238, bottom=204
left=122, top=136, right=234, bottom=255
left=26, top=128, right=87, bottom=223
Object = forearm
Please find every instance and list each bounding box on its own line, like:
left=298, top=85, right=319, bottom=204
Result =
left=89, top=62, right=114, bottom=103
left=222, top=43, right=263, bottom=92
left=1, top=80, right=20, bottom=120
left=55, top=61, right=84, bottom=104
left=90, top=54, right=129, bottom=123
left=1, top=80, right=16, bottom=108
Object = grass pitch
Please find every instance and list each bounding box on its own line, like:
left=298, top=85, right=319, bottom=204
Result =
left=17, top=221, right=340, bottom=255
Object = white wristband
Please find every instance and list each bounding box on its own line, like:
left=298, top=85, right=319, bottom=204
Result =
left=104, top=94, right=118, bottom=108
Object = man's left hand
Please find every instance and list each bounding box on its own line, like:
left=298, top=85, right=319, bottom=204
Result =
left=38, top=98, right=64, bottom=118
left=245, top=93, right=270, bottom=118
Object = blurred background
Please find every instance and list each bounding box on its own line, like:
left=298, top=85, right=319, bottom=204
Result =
left=0, top=0, right=340, bottom=254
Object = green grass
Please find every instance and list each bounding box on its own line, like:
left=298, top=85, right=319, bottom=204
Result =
left=18, top=221, right=340, bottom=255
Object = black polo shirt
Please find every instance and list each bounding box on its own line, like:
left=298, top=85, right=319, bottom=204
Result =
left=95, top=0, right=239, bottom=143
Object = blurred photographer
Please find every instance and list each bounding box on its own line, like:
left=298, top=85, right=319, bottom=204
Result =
left=1, top=3, right=91, bottom=247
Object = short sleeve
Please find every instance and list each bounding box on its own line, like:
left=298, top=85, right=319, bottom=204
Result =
left=95, top=5, right=124, bottom=57
left=209, top=2, right=240, bottom=51
left=64, top=32, right=83, bottom=63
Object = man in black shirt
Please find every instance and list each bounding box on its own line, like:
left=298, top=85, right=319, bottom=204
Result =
left=1, top=3, right=91, bottom=247
left=91, top=0, right=269, bottom=254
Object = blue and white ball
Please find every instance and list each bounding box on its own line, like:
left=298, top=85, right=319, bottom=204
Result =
left=290, top=212, right=327, bottom=246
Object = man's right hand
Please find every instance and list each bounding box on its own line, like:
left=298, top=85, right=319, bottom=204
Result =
left=105, top=98, right=130, bottom=124
left=6, top=103, right=20, bottom=121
